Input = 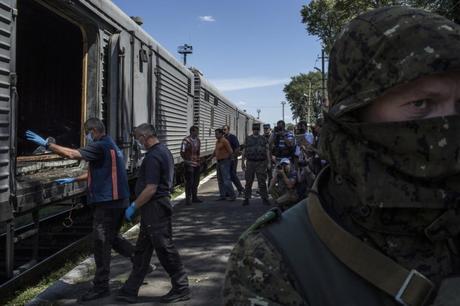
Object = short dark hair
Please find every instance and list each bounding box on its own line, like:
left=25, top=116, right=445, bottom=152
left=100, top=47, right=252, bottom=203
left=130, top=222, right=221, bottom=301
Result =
left=136, top=123, right=157, bottom=137
left=190, top=125, right=198, bottom=133
left=84, top=118, right=105, bottom=134
left=277, top=120, right=285, bottom=127
left=215, top=128, right=224, bottom=134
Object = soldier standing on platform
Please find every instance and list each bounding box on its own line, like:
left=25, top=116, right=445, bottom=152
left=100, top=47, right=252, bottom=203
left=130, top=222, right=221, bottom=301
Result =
left=263, top=123, right=273, bottom=185
left=241, top=123, right=271, bottom=206
left=180, top=126, right=202, bottom=205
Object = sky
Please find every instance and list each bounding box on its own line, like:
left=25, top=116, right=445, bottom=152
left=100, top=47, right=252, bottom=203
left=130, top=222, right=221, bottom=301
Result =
left=112, top=0, right=322, bottom=126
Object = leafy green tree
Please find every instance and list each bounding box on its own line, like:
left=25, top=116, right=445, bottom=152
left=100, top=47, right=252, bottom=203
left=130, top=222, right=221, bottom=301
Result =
left=301, top=0, right=460, bottom=53
left=283, top=72, right=322, bottom=122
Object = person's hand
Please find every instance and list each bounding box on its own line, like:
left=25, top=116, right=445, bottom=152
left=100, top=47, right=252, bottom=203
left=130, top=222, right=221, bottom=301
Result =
left=55, top=178, right=76, bottom=185
left=125, top=202, right=137, bottom=222
left=25, top=130, right=48, bottom=147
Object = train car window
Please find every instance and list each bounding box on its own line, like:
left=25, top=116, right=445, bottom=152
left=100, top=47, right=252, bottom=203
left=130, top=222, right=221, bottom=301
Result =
left=204, top=91, right=210, bottom=102
left=214, top=98, right=219, bottom=106
left=17, top=0, right=83, bottom=156
left=139, top=49, right=148, bottom=73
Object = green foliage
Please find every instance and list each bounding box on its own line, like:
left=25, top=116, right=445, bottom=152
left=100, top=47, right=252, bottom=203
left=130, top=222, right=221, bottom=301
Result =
left=283, top=71, right=322, bottom=121
left=301, top=0, right=460, bottom=52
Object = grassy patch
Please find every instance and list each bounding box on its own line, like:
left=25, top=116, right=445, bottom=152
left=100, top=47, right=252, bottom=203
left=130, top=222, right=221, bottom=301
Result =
left=2, top=253, right=89, bottom=306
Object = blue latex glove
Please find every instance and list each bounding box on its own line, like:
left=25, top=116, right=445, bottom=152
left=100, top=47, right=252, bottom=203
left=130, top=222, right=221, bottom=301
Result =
left=125, top=202, right=137, bottom=222
left=55, top=178, right=76, bottom=185
left=25, top=130, right=48, bottom=147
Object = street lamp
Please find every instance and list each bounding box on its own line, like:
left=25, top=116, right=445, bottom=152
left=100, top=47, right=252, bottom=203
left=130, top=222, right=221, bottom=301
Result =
left=177, top=44, right=193, bottom=66
left=256, top=109, right=261, bottom=119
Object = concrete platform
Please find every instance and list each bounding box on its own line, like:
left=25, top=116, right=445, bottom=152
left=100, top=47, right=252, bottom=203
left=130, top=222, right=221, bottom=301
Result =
left=28, top=167, right=272, bottom=305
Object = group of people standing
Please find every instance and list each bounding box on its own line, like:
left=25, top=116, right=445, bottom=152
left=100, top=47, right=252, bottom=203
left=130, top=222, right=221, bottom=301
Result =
left=180, top=118, right=324, bottom=211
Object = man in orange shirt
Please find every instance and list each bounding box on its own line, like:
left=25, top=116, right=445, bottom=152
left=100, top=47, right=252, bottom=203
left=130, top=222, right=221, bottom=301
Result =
left=214, top=128, right=236, bottom=201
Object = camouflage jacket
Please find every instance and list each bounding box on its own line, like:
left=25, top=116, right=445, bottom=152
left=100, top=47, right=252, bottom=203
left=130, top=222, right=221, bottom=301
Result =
left=222, top=226, right=304, bottom=306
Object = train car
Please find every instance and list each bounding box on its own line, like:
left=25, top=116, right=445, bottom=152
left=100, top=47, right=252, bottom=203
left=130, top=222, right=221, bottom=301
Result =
left=191, top=68, right=247, bottom=156
left=0, top=0, right=257, bottom=281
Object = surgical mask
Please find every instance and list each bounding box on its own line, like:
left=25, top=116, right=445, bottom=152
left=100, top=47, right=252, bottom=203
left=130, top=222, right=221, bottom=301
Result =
left=135, top=139, right=145, bottom=150
left=86, top=132, right=93, bottom=143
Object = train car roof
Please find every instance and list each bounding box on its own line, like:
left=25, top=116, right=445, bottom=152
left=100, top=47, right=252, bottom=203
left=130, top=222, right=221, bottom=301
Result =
left=83, top=0, right=194, bottom=78
left=190, top=68, right=239, bottom=111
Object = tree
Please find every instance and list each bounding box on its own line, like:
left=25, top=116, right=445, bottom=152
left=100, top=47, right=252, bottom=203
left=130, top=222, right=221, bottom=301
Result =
left=283, top=72, right=322, bottom=124
left=301, top=0, right=460, bottom=53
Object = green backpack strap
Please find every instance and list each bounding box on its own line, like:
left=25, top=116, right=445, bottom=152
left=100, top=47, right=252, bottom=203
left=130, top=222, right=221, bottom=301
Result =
left=240, top=208, right=282, bottom=240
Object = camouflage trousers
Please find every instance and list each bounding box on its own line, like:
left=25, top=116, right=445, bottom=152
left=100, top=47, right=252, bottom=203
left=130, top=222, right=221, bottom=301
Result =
left=269, top=186, right=298, bottom=210
left=244, top=160, right=268, bottom=200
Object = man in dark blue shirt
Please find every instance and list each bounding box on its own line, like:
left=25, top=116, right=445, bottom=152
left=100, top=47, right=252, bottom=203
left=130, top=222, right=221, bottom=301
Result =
left=25, top=118, right=135, bottom=301
left=223, top=125, right=244, bottom=196
left=117, top=123, right=189, bottom=304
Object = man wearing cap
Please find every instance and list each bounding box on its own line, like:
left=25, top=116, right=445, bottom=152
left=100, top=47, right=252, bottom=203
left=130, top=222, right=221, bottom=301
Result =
left=241, top=123, right=271, bottom=206
left=268, top=157, right=298, bottom=210
left=270, top=120, right=295, bottom=165
left=224, top=6, right=460, bottom=305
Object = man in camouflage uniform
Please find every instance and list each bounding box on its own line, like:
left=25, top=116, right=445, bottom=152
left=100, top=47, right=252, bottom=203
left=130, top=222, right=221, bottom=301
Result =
left=241, top=123, right=271, bottom=206
left=263, top=123, right=273, bottom=186
left=223, top=6, right=460, bottom=306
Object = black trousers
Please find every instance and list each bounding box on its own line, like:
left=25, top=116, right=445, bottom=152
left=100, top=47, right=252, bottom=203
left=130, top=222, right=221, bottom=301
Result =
left=122, top=197, right=188, bottom=295
left=184, top=165, right=200, bottom=201
left=93, top=206, right=134, bottom=290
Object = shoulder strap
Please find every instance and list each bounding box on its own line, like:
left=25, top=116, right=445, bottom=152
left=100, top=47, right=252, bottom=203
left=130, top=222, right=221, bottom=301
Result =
left=307, top=180, right=434, bottom=306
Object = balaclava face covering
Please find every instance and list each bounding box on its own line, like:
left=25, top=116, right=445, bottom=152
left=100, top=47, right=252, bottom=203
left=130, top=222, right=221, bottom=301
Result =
left=321, top=6, right=460, bottom=209
left=319, top=6, right=460, bottom=284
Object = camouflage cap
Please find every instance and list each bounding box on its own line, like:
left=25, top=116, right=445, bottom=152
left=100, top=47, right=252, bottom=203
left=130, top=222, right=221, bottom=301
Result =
left=328, top=6, right=460, bottom=118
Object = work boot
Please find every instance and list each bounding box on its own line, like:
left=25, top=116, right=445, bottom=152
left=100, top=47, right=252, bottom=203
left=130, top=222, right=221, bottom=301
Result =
left=81, top=288, right=110, bottom=301
left=115, top=289, right=138, bottom=304
left=192, top=197, right=203, bottom=203
left=160, top=287, right=191, bottom=303
left=242, top=199, right=250, bottom=206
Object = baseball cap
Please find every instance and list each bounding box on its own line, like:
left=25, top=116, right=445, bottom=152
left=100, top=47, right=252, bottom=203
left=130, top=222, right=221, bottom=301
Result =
left=280, top=158, right=290, bottom=165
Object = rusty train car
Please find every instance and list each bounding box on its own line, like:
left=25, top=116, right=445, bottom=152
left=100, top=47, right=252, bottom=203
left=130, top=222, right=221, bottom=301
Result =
left=0, top=0, right=260, bottom=280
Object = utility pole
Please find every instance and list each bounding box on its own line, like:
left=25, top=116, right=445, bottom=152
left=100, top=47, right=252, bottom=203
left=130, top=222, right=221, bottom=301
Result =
left=321, top=48, right=326, bottom=105
left=257, top=109, right=261, bottom=119
left=281, top=101, right=286, bottom=122
left=177, top=44, right=193, bottom=66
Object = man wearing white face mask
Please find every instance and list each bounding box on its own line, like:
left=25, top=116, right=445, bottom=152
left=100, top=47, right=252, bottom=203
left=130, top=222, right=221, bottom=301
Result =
left=26, top=118, right=137, bottom=301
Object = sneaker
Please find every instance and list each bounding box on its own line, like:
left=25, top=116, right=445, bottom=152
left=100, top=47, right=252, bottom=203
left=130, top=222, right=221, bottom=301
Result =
left=192, top=197, right=203, bottom=203
left=242, top=199, right=249, bottom=206
left=81, top=288, right=110, bottom=301
left=115, top=289, right=138, bottom=304
left=160, top=287, right=191, bottom=303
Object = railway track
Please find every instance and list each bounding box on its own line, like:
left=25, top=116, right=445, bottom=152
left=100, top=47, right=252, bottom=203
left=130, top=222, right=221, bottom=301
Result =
left=0, top=202, right=93, bottom=300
